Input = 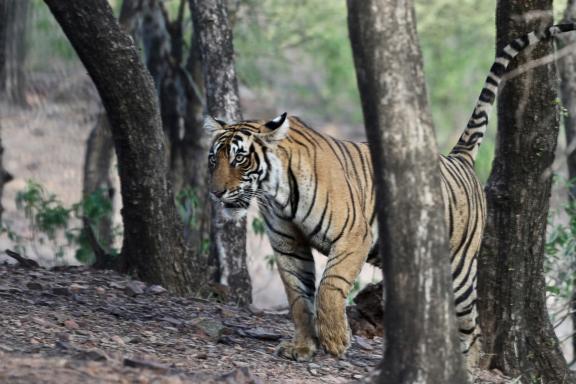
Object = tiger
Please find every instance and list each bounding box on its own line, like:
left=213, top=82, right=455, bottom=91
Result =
left=205, top=24, right=576, bottom=367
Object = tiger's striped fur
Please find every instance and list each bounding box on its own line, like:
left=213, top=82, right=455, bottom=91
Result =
left=206, top=24, right=576, bottom=366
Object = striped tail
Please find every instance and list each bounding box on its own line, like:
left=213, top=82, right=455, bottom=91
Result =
left=450, top=23, right=576, bottom=163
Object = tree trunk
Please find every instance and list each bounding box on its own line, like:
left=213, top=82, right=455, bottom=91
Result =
left=190, top=0, right=251, bottom=305
left=44, top=0, right=195, bottom=294
left=118, top=0, right=143, bottom=42
left=347, top=1, right=469, bottom=383
left=82, top=112, right=115, bottom=266
left=1, top=0, right=29, bottom=105
left=557, top=0, right=576, bottom=365
left=477, top=1, right=574, bottom=381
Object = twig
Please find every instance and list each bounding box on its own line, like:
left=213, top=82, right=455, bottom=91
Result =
left=4, top=249, right=39, bottom=268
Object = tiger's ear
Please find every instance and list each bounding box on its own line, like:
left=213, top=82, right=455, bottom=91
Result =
left=259, top=112, right=289, bottom=145
left=203, top=115, right=226, bottom=136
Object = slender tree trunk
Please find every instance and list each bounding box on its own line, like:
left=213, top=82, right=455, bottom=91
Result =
left=44, top=0, right=195, bottom=294
left=558, top=0, right=576, bottom=365
left=118, top=0, right=143, bottom=42
left=82, top=113, right=115, bottom=260
left=478, top=1, right=574, bottom=381
left=1, top=0, right=29, bottom=105
left=347, top=0, right=468, bottom=382
left=190, top=0, right=251, bottom=305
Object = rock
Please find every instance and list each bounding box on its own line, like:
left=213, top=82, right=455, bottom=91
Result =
left=124, top=280, right=146, bottom=296
left=63, top=319, right=79, bottom=330
left=26, top=282, right=44, bottom=290
left=108, top=281, right=125, bottom=290
left=308, top=364, right=320, bottom=376
left=146, top=284, right=167, bottom=294
left=191, top=317, right=226, bottom=340
left=69, top=283, right=88, bottom=293
left=337, top=360, right=353, bottom=370
left=355, top=336, right=374, bottom=351
left=95, top=287, right=106, bottom=295
left=123, top=357, right=170, bottom=373
left=158, top=316, right=183, bottom=327
left=244, top=327, right=282, bottom=341
left=352, top=374, right=363, bottom=380
left=111, top=335, right=126, bottom=346
left=215, top=367, right=263, bottom=384
left=75, top=348, right=108, bottom=362
left=52, top=287, right=70, bottom=296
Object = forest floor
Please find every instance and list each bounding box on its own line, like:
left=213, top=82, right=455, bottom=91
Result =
left=0, top=263, right=512, bottom=384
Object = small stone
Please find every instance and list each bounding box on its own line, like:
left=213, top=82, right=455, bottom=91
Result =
left=308, top=363, right=321, bottom=370
left=355, top=335, right=374, bottom=351
left=195, top=352, right=208, bottom=360
left=64, top=319, right=79, bottom=330
left=124, top=280, right=146, bottom=296
left=352, top=374, right=363, bottom=380
left=337, top=360, right=353, bottom=370
left=52, top=287, right=70, bottom=296
left=26, top=282, right=44, bottom=290
left=108, top=281, right=125, bottom=289
left=191, top=317, right=226, bottom=340
left=146, top=284, right=167, bottom=294
left=69, top=284, right=88, bottom=293
left=111, top=335, right=126, bottom=346
left=123, top=357, right=169, bottom=372
left=244, top=327, right=282, bottom=341
left=95, top=287, right=106, bottom=295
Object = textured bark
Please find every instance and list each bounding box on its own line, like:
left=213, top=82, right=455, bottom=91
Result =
left=44, top=0, right=195, bottom=294
left=347, top=1, right=468, bottom=383
left=190, top=0, right=251, bottom=305
left=558, top=0, right=576, bottom=365
left=82, top=112, right=115, bottom=265
left=0, top=0, right=29, bottom=105
left=477, top=1, right=574, bottom=382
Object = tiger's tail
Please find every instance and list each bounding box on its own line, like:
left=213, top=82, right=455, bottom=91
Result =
left=450, top=23, right=576, bottom=163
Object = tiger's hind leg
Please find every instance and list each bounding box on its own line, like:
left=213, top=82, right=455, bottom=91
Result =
left=316, top=226, right=372, bottom=357
left=453, top=253, right=482, bottom=369
left=269, top=233, right=317, bottom=361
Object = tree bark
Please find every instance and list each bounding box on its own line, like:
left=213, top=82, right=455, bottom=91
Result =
left=190, top=0, right=251, bottom=305
left=0, top=0, right=29, bottom=105
left=557, top=0, right=576, bottom=365
left=44, top=0, right=195, bottom=294
left=347, top=1, right=469, bottom=383
left=478, top=1, right=574, bottom=381
left=82, top=112, right=115, bottom=265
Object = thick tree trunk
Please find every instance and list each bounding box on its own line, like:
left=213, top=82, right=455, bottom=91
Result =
left=44, top=0, right=195, bottom=294
left=0, top=0, right=29, bottom=105
left=190, top=0, right=251, bottom=305
left=477, top=1, right=574, bottom=382
left=557, top=0, right=576, bottom=365
left=347, top=1, right=468, bottom=383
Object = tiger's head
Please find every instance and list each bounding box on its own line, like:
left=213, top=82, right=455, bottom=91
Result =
left=206, top=112, right=290, bottom=220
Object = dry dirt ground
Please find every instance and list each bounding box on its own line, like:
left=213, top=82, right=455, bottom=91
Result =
left=0, top=263, right=514, bottom=384
left=0, top=263, right=382, bottom=384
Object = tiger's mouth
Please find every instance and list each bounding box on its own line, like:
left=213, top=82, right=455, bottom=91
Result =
left=222, top=200, right=249, bottom=209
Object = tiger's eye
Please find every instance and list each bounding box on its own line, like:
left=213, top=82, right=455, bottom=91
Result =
left=235, top=154, right=245, bottom=162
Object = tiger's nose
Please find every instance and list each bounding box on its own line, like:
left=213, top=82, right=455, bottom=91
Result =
left=211, top=189, right=226, bottom=199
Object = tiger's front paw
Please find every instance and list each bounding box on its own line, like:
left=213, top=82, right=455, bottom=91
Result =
left=316, top=309, right=351, bottom=358
left=276, top=339, right=317, bottom=362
